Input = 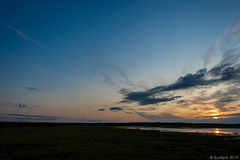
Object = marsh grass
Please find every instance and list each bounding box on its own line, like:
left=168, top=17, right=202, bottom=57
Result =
left=0, top=124, right=239, bottom=160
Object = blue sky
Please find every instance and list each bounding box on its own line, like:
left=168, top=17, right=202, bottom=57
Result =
left=1, top=0, right=240, bottom=123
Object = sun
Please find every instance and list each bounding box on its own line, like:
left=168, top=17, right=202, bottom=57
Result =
left=214, top=128, right=220, bottom=134
left=213, top=117, right=218, bottom=119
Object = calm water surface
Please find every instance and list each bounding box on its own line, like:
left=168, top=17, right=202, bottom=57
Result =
left=120, top=126, right=240, bottom=135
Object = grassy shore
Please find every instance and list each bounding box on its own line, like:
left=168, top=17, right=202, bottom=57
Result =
left=0, top=123, right=239, bottom=160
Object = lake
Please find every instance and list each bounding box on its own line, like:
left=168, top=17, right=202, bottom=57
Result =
left=120, top=126, right=240, bottom=135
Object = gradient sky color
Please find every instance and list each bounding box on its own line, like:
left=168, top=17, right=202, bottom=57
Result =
left=1, top=0, right=240, bottom=123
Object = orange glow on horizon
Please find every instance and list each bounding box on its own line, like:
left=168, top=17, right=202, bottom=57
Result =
left=214, top=128, right=220, bottom=134
left=213, top=116, right=218, bottom=119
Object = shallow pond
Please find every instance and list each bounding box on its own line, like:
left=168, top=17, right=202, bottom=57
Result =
left=120, top=126, right=240, bottom=135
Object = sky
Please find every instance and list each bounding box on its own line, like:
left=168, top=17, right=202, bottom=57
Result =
left=1, top=0, right=240, bottom=123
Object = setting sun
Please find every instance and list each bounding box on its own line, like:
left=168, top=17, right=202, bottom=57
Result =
left=214, top=128, right=220, bottom=134
left=213, top=117, right=219, bottom=119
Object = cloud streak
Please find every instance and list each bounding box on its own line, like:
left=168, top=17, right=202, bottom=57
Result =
left=177, top=86, right=240, bottom=112
left=0, top=113, right=106, bottom=123
left=227, top=20, right=240, bottom=38
left=203, top=38, right=221, bottom=67
left=102, top=73, right=116, bottom=87
left=3, top=114, right=60, bottom=121
left=75, top=52, right=134, bottom=87
left=0, top=102, right=32, bottom=109
left=110, top=107, right=123, bottom=111
left=0, top=21, right=43, bottom=47
left=25, top=87, right=40, bottom=92
left=136, top=112, right=187, bottom=122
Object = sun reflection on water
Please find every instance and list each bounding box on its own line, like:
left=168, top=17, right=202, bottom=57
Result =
left=120, top=126, right=240, bottom=135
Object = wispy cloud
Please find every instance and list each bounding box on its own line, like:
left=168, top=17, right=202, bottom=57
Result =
left=136, top=112, right=187, bottom=122
left=203, top=38, right=221, bottom=67
left=4, top=113, right=59, bottom=121
left=177, top=86, right=240, bottom=112
left=75, top=52, right=134, bottom=87
left=25, top=87, right=40, bottom=92
left=0, top=113, right=106, bottom=123
left=208, top=113, right=240, bottom=118
left=109, top=107, right=123, bottom=111
left=0, top=21, right=43, bottom=47
left=226, top=20, right=240, bottom=38
left=97, top=106, right=129, bottom=112
left=102, top=73, right=116, bottom=87
left=98, top=60, right=134, bottom=87
left=0, top=102, right=32, bottom=109
left=136, top=112, right=240, bottom=123
left=118, top=88, right=131, bottom=95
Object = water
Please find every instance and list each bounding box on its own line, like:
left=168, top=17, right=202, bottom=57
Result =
left=120, top=126, right=240, bottom=135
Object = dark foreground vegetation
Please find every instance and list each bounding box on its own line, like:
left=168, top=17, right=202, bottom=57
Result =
left=0, top=122, right=239, bottom=160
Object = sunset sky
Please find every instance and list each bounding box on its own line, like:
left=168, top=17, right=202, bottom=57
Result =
left=1, top=0, right=240, bottom=123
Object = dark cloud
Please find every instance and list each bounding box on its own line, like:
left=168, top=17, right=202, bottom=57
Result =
left=109, top=107, right=123, bottom=111
left=16, top=103, right=27, bottom=108
left=220, top=98, right=237, bottom=103
left=208, top=48, right=240, bottom=82
left=25, top=87, right=39, bottom=92
left=98, top=109, right=106, bottom=111
left=221, top=66, right=238, bottom=80
left=208, top=63, right=240, bottom=82
left=138, top=96, right=181, bottom=106
left=3, top=114, right=60, bottom=121
left=0, top=102, right=33, bottom=109
left=209, top=63, right=231, bottom=77
left=163, top=68, right=212, bottom=91
left=121, top=48, right=240, bottom=106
